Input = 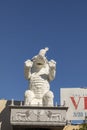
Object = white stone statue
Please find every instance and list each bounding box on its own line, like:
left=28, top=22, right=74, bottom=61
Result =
left=24, top=47, right=56, bottom=106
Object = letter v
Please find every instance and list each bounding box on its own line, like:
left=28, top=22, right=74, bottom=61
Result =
left=70, top=97, right=81, bottom=110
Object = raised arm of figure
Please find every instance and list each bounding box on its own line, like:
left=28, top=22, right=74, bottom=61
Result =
left=48, top=60, right=56, bottom=81
left=24, top=59, right=33, bottom=80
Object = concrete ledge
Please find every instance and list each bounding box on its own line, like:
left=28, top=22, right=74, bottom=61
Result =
left=10, top=105, right=68, bottom=127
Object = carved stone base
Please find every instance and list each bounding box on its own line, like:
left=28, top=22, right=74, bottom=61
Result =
left=9, top=105, right=68, bottom=129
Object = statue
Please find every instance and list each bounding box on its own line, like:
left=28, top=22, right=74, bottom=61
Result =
left=24, top=47, right=56, bottom=106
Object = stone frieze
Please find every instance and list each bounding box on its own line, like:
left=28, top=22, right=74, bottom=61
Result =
left=10, top=106, right=67, bottom=126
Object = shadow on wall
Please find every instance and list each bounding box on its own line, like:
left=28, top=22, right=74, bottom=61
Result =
left=0, top=100, right=21, bottom=130
left=13, top=127, right=51, bottom=130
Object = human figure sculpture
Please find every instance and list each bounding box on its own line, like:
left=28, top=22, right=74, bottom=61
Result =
left=24, top=47, right=56, bottom=106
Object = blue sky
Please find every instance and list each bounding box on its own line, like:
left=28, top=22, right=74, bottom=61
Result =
left=0, top=0, right=87, bottom=108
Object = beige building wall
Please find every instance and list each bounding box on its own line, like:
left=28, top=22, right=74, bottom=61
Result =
left=63, top=125, right=81, bottom=130
left=0, top=100, right=7, bottom=113
left=0, top=99, right=12, bottom=130
left=0, top=99, right=7, bottom=129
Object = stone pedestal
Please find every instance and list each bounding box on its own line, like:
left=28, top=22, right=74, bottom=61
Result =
left=8, top=48, right=68, bottom=130
left=9, top=105, right=68, bottom=130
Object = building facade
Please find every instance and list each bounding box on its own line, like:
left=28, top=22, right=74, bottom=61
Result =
left=0, top=99, right=82, bottom=130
